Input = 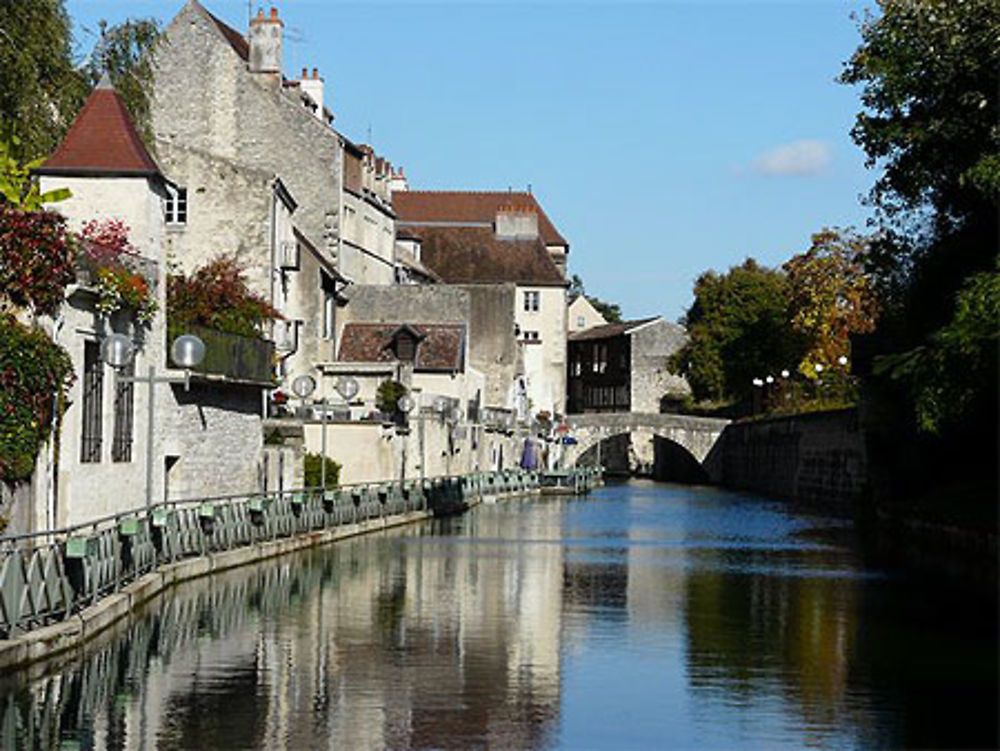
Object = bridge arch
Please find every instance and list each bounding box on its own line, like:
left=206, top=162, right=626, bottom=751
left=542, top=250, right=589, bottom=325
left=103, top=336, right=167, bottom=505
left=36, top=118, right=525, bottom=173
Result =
left=562, top=413, right=729, bottom=484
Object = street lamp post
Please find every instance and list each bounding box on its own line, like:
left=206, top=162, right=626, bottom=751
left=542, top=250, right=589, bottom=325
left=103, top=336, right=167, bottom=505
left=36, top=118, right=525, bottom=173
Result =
left=396, top=393, right=415, bottom=490
left=101, top=332, right=206, bottom=510
left=291, top=374, right=319, bottom=489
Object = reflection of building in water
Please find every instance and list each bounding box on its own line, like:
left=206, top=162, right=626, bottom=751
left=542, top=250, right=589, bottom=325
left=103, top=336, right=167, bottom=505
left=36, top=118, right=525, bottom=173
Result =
left=2, top=512, right=566, bottom=750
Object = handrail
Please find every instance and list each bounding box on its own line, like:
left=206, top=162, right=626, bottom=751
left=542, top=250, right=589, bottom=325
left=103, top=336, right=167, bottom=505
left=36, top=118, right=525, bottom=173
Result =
left=0, top=467, right=603, bottom=639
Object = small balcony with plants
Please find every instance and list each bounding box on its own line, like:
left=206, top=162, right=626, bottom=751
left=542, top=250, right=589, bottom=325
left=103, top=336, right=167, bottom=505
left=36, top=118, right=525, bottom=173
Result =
left=166, top=256, right=279, bottom=386
left=74, top=219, right=158, bottom=326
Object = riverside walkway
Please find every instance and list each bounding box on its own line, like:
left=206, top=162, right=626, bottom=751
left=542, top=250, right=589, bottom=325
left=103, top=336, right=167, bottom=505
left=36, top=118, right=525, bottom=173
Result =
left=0, top=467, right=601, bottom=669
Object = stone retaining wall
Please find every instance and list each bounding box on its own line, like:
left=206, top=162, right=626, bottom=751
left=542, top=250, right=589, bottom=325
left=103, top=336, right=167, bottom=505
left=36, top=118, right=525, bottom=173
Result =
left=714, top=408, right=867, bottom=510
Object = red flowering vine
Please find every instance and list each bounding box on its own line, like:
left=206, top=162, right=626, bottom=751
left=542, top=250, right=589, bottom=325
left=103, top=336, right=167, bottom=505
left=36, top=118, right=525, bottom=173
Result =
left=0, top=205, right=76, bottom=316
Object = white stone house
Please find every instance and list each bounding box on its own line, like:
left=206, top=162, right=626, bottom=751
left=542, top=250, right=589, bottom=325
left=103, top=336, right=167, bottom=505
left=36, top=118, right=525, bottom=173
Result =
left=27, top=77, right=271, bottom=529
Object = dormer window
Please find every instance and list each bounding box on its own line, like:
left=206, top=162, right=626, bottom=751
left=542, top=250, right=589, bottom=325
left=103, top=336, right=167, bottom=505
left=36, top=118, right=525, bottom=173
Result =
left=389, top=325, right=425, bottom=363
left=165, top=185, right=187, bottom=226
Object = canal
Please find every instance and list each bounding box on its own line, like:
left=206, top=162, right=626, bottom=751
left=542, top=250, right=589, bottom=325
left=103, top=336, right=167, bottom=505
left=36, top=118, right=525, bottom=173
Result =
left=2, top=480, right=996, bottom=750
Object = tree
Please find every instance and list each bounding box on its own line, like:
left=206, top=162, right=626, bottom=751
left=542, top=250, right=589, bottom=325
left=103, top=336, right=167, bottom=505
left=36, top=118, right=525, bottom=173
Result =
left=840, top=0, right=1000, bottom=432
left=569, top=273, right=622, bottom=323
left=783, top=228, right=879, bottom=377
left=0, top=0, right=87, bottom=161
left=0, top=3, right=160, bottom=161
left=669, top=259, right=806, bottom=403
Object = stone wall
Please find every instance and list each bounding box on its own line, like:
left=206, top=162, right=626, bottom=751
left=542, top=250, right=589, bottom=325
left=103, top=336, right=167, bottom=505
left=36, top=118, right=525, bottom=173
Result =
left=712, top=408, right=867, bottom=510
left=161, top=383, right=264, bottom=502
left=340, top=285, right=470, bottom=328
left=462, top=285, right=519, bottom=410
left=629, top=320, right=688, bottom=413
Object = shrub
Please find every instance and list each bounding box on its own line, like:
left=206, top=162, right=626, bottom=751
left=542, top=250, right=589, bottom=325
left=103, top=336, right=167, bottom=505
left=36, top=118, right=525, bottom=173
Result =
left=375, top=380, right=408, bottom=414
left=303, top=452, right=340, bottom=490
left=167, top=256, right=280, bottom=337
left=0, top=206, right=75, bottom=316
left=0, top=314, right=74, bottom=483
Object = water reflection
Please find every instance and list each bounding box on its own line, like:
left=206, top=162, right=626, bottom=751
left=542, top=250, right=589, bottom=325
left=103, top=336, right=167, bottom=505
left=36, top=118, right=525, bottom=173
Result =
left=1, top=482, right=995, bottom=750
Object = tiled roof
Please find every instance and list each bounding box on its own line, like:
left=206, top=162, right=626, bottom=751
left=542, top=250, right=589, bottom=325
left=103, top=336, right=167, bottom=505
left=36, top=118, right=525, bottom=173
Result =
left=568, top=318, right=660, bottom=341
left=37, top=78, right=160, bottom=177
left=394, top=191, right=568, bottom=246
left=337, top=323, right=466, bottom=372
left=404, top=226, right=566, bottom=287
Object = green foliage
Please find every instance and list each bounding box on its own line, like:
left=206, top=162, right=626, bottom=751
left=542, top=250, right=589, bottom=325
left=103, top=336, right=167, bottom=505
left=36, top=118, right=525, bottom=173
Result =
left=841, top=0, right=1000, bottom=433
left=874, top=265, right=999, bottom=433
left=0, top=5, right=160, bottom=161
left=0, top=205, right=76, bottom=316
left=375, top=380, right=408, bottom=414
left=0, top=0, right=87, bottom=161
left=783, top=228, right=879, bottom=378
left=0, top=314, right=74, bottom=483
left=303, top=453, right=341, bottom=490
left=569, top=273, right=622, bottom=323
left=167, top=256, right=281, bottom=338
left=0, top=138, right=71, bottom=209
left=669, top=259, right=806, bottom=403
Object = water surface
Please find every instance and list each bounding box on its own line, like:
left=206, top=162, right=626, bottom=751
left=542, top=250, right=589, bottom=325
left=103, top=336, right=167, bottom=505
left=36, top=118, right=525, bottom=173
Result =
left=2, top=480, right=996, bottom=749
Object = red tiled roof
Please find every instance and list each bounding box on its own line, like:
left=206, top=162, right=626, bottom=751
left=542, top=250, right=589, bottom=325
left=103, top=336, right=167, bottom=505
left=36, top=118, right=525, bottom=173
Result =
left=37, top=79, right=159, bottom=177
left=337, top=323, right=466, bottom=372
left=404, top=226, right=566, bottom=287
left=394, top=191, right=568, bottom=246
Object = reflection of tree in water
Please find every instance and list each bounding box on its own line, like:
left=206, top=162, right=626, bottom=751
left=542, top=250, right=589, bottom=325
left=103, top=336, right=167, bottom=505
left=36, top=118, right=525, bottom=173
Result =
left=0, top=513, right=565, bottom=751
left=684, top=563, right=862, bottom=738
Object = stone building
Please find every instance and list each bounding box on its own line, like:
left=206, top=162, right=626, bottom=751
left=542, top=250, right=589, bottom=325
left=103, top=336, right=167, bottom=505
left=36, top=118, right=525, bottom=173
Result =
left=151, top=2, right=396, bottom=386
left=394, top=191, right=569, bottom=418
left=566, top=317, right=689, bottom=414
left=28, top=77, right=271, bottom=529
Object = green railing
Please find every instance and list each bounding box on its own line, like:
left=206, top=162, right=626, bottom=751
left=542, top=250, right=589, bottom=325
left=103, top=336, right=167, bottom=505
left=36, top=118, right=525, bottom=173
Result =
left=0, top=467, right=602, bottom=641
left=167, top=323, right=275, bottom=384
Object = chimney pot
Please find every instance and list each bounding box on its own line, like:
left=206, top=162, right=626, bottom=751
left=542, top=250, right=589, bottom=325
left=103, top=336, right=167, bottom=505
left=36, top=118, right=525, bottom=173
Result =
left=302, top=67, right=307, bottom=78
left=270, top=6, right=279, bottom=20
left=312, top=67, right=318, bottom=79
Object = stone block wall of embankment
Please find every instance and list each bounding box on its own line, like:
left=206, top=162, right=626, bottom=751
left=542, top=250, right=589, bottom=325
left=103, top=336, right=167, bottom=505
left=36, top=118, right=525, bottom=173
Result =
left=713, top=408, right=867, bottom=510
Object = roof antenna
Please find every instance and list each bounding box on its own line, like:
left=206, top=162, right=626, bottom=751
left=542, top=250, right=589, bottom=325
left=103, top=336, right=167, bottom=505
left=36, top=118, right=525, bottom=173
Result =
left=527, top=183, right=532, bottom=194
left=248, top=1, right=252, bottom=27
left=367, top=123, right=373, bottom=143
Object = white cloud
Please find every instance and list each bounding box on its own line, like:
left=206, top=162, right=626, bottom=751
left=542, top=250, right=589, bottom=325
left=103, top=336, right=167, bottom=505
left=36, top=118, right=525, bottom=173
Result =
left=751, top=139, right=832, bottom=176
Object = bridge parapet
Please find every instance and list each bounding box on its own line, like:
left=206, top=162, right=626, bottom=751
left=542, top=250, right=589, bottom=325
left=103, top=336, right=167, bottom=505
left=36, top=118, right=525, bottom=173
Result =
left=564, top=412, right=730, bottom=471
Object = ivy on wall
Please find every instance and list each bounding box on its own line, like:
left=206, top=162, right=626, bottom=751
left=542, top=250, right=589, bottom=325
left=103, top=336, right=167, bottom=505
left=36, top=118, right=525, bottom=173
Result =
left=0, top=314, right=74, bottom=484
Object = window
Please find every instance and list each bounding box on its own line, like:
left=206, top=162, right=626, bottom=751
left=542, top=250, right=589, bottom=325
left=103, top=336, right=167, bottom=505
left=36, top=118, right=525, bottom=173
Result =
left=321, top=272, right=337, bottom=341
left=165, top=186, right=187, bottom=225
left=80, top=341, right=103, bottom=463
left=591, top=343, right=607, bottom=373
left=523, top=290, right=540, bottom=312
left=576, top=315, right=586, bottom=329
left=112, top=360, right=134, bottom=462
left=523, top=330, right=540, bottom=342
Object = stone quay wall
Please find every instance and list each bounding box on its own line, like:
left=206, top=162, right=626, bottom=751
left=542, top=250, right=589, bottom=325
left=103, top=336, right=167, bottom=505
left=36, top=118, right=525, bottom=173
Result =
left=714, top=408, right=867, bottom=511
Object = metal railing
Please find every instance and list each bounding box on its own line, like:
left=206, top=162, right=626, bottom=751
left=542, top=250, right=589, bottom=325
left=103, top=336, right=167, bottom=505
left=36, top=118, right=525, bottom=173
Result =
left=167, top=324, right=276, bottom=384
left=0, top=467, right=602, bottom=640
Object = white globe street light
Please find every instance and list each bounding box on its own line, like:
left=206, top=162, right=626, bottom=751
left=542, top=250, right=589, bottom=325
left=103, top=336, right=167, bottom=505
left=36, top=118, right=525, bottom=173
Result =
left=171, top=334, right=206, bottom=370
left=101, top=333, right=135, bottom=369
left=334, top=375, right=359, bottom=402
left=838, top=355, right=849, bottom=366
left=291, top=374, right=317, bottom=399
left=781, top=369, right=790, bottom=379
left=396, top=394, right=415, bottom=414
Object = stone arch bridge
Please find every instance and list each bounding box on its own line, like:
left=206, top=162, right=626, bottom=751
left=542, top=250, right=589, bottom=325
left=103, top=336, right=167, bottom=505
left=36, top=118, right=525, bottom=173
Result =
left=561, top=413, right=730, bottom=483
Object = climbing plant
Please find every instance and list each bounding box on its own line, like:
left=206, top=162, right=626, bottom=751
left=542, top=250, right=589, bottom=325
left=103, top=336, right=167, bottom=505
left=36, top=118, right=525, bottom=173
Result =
left=0, top=314, right=74, bottom=484
left=0, top=205, right=76, bottom=316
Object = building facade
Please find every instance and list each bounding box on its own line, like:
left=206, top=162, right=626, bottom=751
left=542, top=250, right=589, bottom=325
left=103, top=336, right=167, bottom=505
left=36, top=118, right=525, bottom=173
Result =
left=566, top=318, right=689, bottom=415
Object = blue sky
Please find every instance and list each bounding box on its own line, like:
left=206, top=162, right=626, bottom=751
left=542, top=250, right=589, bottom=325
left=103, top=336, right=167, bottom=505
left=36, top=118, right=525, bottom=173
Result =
left=67, top=0, right=875, bottom=320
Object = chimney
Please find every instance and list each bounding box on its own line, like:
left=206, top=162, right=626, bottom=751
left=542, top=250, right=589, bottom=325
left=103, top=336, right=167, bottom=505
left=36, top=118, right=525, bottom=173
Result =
left=249, top=7, right=283, bottom=84
left=298, top=66, right=325, bottom=122
left=389, top=166, right=409, bottom=195
left=495, top=203, right=538, bottom=240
